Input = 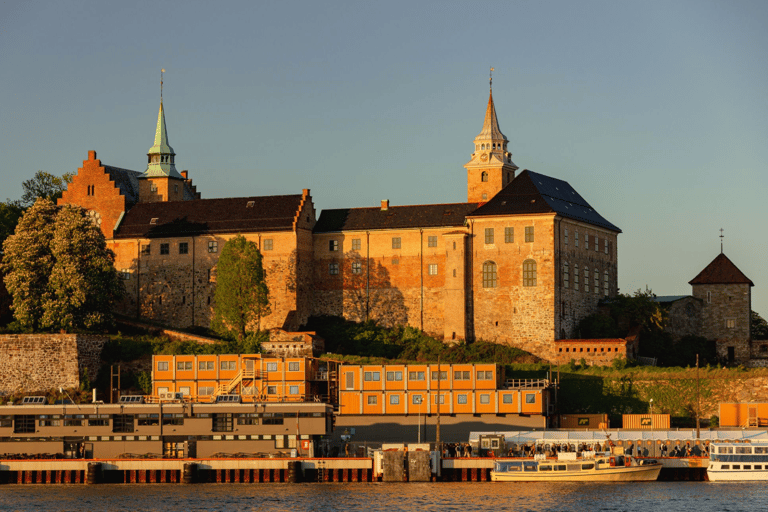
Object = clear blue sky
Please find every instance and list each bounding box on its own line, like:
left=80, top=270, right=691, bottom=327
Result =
left=2, top=0, right=766, bottom=318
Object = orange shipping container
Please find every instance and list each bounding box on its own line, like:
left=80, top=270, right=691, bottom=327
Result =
left=622, top=414, right=670, bottom=429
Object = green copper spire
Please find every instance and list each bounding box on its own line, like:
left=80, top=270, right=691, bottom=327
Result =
left=144, top=100, right=183, bottom=179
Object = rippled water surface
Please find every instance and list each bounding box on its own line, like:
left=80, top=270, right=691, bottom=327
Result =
left=0, top=482, right=765, bottom=512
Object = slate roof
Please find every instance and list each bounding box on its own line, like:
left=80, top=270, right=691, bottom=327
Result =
left=689, top=253, right=754, bottom=286
left=653, top=295, right=698, bottom=303
left=470, top=170, right=621, bottom=232
left=114, top=194, right=303, bottom=239
left=314, top=203, right=479, bottom=233
left=104, top=166, right=142, bottom=205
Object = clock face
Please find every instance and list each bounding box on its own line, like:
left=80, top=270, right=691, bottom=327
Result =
left=480, top=153, right=489, bottom=162
left=88, top=209, right=102, bottom=227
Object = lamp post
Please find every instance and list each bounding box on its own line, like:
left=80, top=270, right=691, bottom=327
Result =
left=415, top=395, right=423, bottom=444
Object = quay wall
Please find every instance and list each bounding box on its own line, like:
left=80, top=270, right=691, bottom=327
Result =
left=0, top=334, right=107, bottom=395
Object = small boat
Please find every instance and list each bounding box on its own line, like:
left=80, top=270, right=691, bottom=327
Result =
left=708, top=442, right=768, bottom=482
left=491, top=451, right=662, bottom=482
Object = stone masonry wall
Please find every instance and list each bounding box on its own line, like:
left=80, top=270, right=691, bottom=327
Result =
left=0, top=334, right=107, bottom=395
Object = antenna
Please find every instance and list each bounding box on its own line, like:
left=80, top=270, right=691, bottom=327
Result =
left=719, top=228, right=724, bottom=254
left=490, top=67, right=494, bottom=91
left=161, top=68, right=165, bottom=102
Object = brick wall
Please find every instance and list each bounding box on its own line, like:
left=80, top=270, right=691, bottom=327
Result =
left=0, top=334, right=107, bottom=395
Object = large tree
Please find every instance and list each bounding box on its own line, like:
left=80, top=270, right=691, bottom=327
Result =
left=19, top=170, right=74, bottom=208
left=753, top=311, right=768, bottom=340
left=1, top=198, right=123, bottom=331
left=212, top=235, right=270, bottom=341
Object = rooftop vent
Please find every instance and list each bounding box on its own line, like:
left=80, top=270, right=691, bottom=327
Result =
left=381, top=199, right=389, bottom=211
left=118, top=395, right=145, bottom=404
left=150, top=218, right=159, bottom=225
left=21, top=396, right=46, bottom=405
left=246, top=201, right=255, bottom=208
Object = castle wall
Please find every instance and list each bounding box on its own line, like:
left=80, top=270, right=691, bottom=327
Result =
left=692, top=283, right=751, bottom=362
left=0, top=334, right=106, bottom=395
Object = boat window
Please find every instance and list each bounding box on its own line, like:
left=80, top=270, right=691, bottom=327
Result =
left=744, top=465, right=752, bottom=470
left=539, top=465, right=552, bottom=471
left=722, top=465, right=730, bottom=470
left=555, top=465, right=567, bottom=471
left=756, top=465, right=763, bottom=470
left=756, top=447, right=768, bottom=454
left=736, top=447, right=752, bottom=454
left=524, top=463, right=537, bottom=472
left=733, top=465, right=741, bottom=470
left=567, top=464, right=581, bottom=471
left=582, top=463, right=595, bottom=470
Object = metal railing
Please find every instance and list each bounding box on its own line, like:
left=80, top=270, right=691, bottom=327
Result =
left=504, top=379, right=551, bottom=389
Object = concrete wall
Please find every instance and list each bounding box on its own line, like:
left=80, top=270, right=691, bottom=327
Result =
left=0, top=334, right=106, bottom=395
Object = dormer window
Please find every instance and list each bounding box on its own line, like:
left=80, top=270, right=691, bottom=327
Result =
left=150, top=218, right=158, bottom=225
left=247, top=201, right=255, bottom=208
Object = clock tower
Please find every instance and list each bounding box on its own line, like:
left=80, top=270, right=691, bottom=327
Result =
left=464, top=88, right=518, bottom=203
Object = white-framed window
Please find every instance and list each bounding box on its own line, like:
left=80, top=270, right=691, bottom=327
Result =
left=428, top=235, right=437, bottom=247
left=352, top=238, right=361, bottom=251
left=595, top=236, right=599, bottom=252
left=392, top=237, right=401, bottom=249
left=364, top=371, right=381, bottom=382
left=431, top=371, right=447, bottom=380
left=526, top=393, right=536, bottom=404
left=505, top=227, right=514, bottom=243
left=289, top=385, right=299, bottom=395
left=329, top=262, right=339, bottom=275
left=477, top=370, right=493, bottom=380
left=389, top=395, right=400, bottom=405
left=453, top=371, right=470, bottom=380
left=485, top=228, right=494, bottom=244
left=584, top=233, right=588, bottom=249
left=157, top=361, right=168, bottom=371
left=220, top=361, right=236, bottom=370
left=604, top=271, right=609, bottom=296
left=523, top=259, right=537, bottom=287
left=345, top=372, right=354, bottom=390
left=288, top=362, right=300, bottom=371
left=266, top=362, right=278, bottom=372
left=594, top=269, right=599, bottom=294
left=412, top=395, right=423, bottom=405
left=479, top=394, right=490, bottom=404
left=179, top=242, right=189, bottom=255
left=584, top=266, right=589, bottom=292
left=408, top=371, right=425, bottom=381
left=428, top=264, right=438, bottom=275
left=604, top=238, right=608, bottom=254
left=263, top=239, right=273, bottom=251
left=482, top=261, right=497, bottom=288
left=457, top=394, right=468, bottom=405
left=208, top=240, right=218, bottom=253
left=386, top=371, right=403, bottom=381
left=434, top=395, right=445, bottom=404
left=502, top=394, right=513, bottom=404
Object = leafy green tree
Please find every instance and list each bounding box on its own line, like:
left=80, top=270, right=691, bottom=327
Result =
left=212, top=235, right=270, bottom=341
left=0, top=201, right=24, bottom=247
left=19, top=170, right=74, bottom=208
left=753, top=311, right=768, bottom=340
left=1, top=198, right=123, bottom=331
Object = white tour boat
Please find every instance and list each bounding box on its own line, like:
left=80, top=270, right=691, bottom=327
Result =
left=708, top=442, right=768, bottom=481
left=491, top=451, right=661, bottom=482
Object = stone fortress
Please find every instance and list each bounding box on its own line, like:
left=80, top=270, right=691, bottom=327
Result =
left=56, top=81, right=754, bottom=363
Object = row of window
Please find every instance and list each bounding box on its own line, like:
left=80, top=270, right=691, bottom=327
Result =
left=558, top=346, right=620, bottom=353
left=482, top=260, right=537, bottom=288
left=329, top=261, right=439, bottom=276
left=139, top=239, right=274, bottom=257
left=329, top=235, right=443, bottom=253
left=358, top=370, right=493, bottom=383
left=564, top=228, right=610, bottom=255
left=364, top=393, right=536, bottom=406
left=563, top=263, right=610, bottom=295
left=484, top=226, right=534, bottom=245
left=160, top=361, right=302, bottom=372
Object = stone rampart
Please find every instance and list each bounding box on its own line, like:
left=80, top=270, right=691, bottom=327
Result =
left=0, top=334, right=107, bottom=395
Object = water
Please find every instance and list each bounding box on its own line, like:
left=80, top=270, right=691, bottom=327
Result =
left=0, top=482, right=764, bottom=512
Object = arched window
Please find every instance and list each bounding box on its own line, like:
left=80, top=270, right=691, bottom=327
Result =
left=481, top=144, right=486, bottom=150
left=523, top=259, right=537, bottom=287
left=482, top=261, right=497, bottom=288
left=481, top=171, right=488, bottom=182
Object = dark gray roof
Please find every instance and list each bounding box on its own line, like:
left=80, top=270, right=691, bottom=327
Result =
left=653, top=295, right=694, bottom=303
left=115, top=194, right=303, bottom=238
left=470, top=170, right=621, bottom=232
left=314, top=203, right=478, bottom=233
left=104, top=166, right=141, bottom=205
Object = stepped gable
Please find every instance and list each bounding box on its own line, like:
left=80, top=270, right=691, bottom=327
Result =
left=314, top=202, right=479, bottom=233
left=689, top=253, right=754, bottom=286
left=114, top=194, right=304, bottom=238
left=469, top=169, right=621, bottom=232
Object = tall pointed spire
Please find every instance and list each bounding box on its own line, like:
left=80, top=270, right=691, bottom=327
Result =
left=465, top=72, right=518, bottom=203
left=144, top=70, right=182, bottom=179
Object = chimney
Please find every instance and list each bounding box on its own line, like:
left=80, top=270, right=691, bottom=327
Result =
left=381, top=199, right=389, bottom=211
left=181, top=170, right=189, bottom=179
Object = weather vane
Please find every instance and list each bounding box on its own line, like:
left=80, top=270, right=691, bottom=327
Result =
left=490, top=67, right=494, bottom=91
left=719, top=228, right=724, bottom=254
left=161, top=68, right=165, bottom=102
